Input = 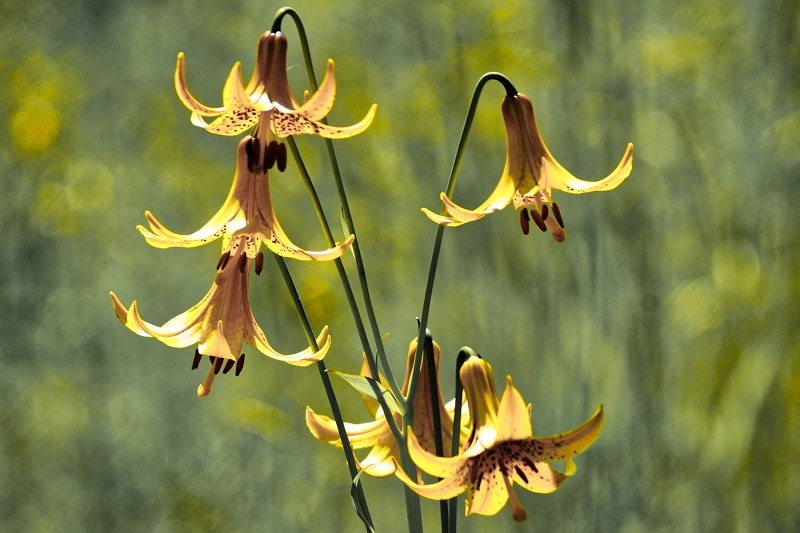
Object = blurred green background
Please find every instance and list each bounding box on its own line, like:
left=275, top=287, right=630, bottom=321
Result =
left=2, top=0, right=798, bottom=531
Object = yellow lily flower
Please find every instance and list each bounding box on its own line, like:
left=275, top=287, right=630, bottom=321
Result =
left=110, top=234, right=331, bottom=398
left=175, top=30, right=377, bottom=166
left=139, top=136, right=355, bottom=261
left=422, top=92, right=633, bottom=242
left=305, top=338, right=465, bottom=478
left=396, top=354, right=603, bottom=522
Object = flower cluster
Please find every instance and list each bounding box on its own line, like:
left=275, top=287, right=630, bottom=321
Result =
left=111, top=30, right=375, bottom=397
left=112, top=10, right=632, bottom=529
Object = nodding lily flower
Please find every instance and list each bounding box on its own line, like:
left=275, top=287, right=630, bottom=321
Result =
left=423, top=92, right=633, bottom=242
left=396, top=354, right=603, bottom=522
left=305, top=338, right=466, bottom=478
left=139, top=136, right=355, bottom=262
left=175, top=30, right=377, bottom=162
left=110, top=235, right=331, bottom=398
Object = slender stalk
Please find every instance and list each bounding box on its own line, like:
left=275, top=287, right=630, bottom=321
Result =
left=447, top=348, right=473, bottom=532
left=272, top=254, right=374, bottom=532
left=407, top=73, right=517, bottom=418
left=423, top=332, right=448, bottom=531
left=286, top=135, right=422, bottom=532
left=273, top=6, right=402, bottom=401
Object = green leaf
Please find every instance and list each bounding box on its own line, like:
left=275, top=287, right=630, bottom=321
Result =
left=331, top=370, right=406, bottom=416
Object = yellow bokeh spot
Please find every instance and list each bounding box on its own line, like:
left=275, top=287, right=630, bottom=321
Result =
left=9, top=96, right=61, bottom=155
left=35, top=181, right=83, bottom=235
left=711, top=240, right=761, bottom=298
left=64, top=159, right=115, bottom=211
left=665, top=278, right=724, bottom=338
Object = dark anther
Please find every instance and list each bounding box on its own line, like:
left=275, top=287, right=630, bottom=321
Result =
left=216, top=251, right=231, bottom=271
left=222, top=359, right=236, bottom=374
left=191, top=349, right=202, bottom=370
left=245, top=137, right=260, bottom=172
left=519, top=209, right=530, bottom=235
left=255, top=252, right=264, bottom=275
left=530, top=209, right=547, bottom=232
left=238, top=253, right=247, bottom=273
left=541, top=204, right=549, bottom=221
left=265, top=141, right=278, bottom=170
left=235, top=353, right=245, bottom=376
left=213, top=356, right=224, bottom=375
left=276, top=142, right=287, bottom=172
left=551, top=202, right=565, bottom=228
left=208, top=355, right=217, bottom=366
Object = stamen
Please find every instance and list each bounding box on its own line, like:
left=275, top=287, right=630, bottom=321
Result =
left=530, top=209, right=547, bottom=232
left=502, top=471, right=528, bottom=522
left=255, top=252, right=264, bottom=275
left=541, top=204, right=549, bottom=221
left=197, top=367, right=216, bottom=398
left=213, top=356, right=224, bottom=375
left=265, top=140, right=278, bottom=170
left=191, top=349, right=202, bottom=370
left=216, top=251, right=231, bottom=271
left=208, top=355, right=217, bottom=366
left=551, top=202, right=565, bottom=228
left=276, top=142, right=287, bottom=172
left=235, top=353, right=245, bottom=376
left=238, top=253, right=247, bottom=273
left=245, top=136, right=260, bottom=172
left=222, top=358, right=236, bottom=374
left=519, top=209, right=530, bottom=235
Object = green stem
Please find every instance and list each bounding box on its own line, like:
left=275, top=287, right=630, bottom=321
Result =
left=407, top=73, right=517, bottom=417
left=272, top=254, right=374, bottom=532
left=423, top=331, right=448, bottom=531
left=286, top=136, right=422, bottom=532
left=447, top=347, right=473, bottom=532
left=273, top=6, right=402, bottom=405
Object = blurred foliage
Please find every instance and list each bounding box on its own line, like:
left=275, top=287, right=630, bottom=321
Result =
left=1, top=0, right=798, bottom=531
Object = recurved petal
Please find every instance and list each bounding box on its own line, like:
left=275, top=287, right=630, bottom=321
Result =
left=406, top=427, right=466, bottom=480
left=174, top=52, right=226, bottom=116
left=496, top=376, right=533, bottom=442
left=394, top=450, right=469, bottom=501
left=137, top=209, right=241, bottom=249
left=545, top=143, right=634, bottom=194
left=358, top=444, right=398, bottom=478
left=109, top=292, right=202, bottom=348
left=305, top=406, right=389, bottom=448
left=264, top=221, right=356, bottom=261
left=272, top=103, right=378, bottom=139
left=535, top=404, right=604, bottom=463
left=201, top=62, right=260, bottom=136
left=250, top=324, right=330, bottom=366
left=296, top=59, right=337, bottom=122
left=465, top=465, right=510, bottom=517
left=506, top=441, right=566, bottom=494
left=422, top=172, right=517, bottom=227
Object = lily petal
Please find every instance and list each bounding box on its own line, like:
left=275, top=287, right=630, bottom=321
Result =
left=496, top=376, right=533, bottom=441
left=174, top=52, right=226, bottom=116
